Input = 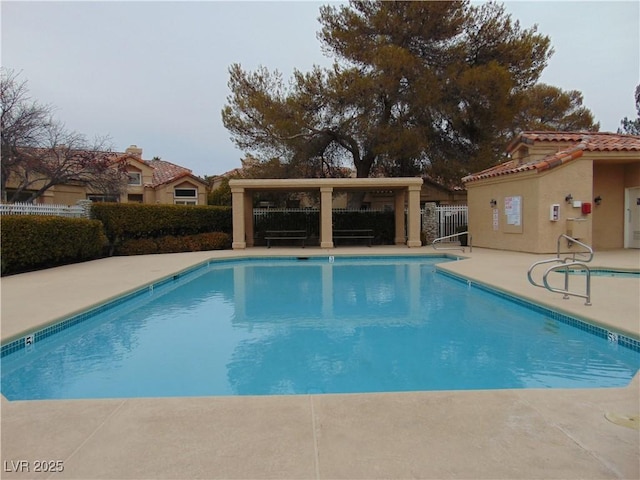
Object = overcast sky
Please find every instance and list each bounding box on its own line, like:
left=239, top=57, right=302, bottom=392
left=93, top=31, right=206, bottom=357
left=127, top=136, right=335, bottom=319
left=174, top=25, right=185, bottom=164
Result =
left=2, top=1, right=638, bottom=177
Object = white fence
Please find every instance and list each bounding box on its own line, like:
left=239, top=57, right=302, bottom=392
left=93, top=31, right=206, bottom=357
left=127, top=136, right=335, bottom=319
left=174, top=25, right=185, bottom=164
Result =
left=0, top=202, right=88, bottom=218
left=435, top=204, right=468, bottom=238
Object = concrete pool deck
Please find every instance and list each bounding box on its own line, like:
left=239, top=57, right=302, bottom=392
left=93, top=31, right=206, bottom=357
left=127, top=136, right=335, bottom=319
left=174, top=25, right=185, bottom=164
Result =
left=1, top=246, right=639, bottom=479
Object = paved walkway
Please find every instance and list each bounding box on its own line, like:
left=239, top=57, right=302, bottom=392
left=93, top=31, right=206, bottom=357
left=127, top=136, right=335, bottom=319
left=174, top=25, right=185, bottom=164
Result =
left=1, top=247, right=639, bottom=479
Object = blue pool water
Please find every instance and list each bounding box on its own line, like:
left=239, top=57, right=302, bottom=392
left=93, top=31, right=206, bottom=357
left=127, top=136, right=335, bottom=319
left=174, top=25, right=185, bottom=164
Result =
left=1, top=256, right=638, bottom=400
left=555, top=268, right=640, bottom=278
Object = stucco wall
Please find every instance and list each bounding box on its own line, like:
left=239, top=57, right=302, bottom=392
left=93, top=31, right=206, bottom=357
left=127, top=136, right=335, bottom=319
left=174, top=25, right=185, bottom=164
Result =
left=154, top=180, right=208, bottom=205
left=467, top=160, right=593, bottom=253
left=590, top=162, right=640, bottom=249
left=42, top=184, right=87, bottom=205
left=592, top=164, right=625, bottom=249
left=624, top=162, right=640, bottom=187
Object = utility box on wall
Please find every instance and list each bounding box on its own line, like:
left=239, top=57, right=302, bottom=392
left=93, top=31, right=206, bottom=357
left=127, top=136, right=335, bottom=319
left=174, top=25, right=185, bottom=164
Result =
left=566, top=218, right=588, bottom=239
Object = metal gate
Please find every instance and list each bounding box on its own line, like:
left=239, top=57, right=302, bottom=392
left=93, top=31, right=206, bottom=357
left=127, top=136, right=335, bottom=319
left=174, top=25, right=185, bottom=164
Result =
left=436, top=205, right=468, bottom=237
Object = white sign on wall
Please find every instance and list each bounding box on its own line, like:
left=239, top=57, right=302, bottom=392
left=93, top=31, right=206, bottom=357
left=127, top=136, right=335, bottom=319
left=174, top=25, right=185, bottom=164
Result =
left=504, top=196, right=521, bottom=226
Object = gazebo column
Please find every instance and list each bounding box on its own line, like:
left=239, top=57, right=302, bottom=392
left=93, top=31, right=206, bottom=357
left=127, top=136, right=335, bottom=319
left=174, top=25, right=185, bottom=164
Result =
left=406, top=185, right=422, bottom=247
left=244, top=190, right=254, bottom=247
left=394, top=190, right=406, bottom=245
left=231, top=186, right=247, bottom=249
left=320, top=186, right=334, bottom=248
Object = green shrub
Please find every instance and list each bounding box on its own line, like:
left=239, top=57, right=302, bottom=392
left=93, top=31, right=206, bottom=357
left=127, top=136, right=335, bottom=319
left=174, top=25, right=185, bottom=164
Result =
left=114, top=232, right=231, bottom=256
left=156, top=235, right=186, bottom=254
left=91, top=203, right=232, bottom=253
left=208, top=177, right=232, bottom=206
left=1, top=216, right=107, bottom=275
left=116, top=238, right=158, bottom=255
left=192, top=232, right=232, bottom=250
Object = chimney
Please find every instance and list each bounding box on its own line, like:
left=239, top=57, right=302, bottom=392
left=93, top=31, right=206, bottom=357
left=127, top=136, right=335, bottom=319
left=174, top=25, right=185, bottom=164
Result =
left=125, top=145, right=143, bottom=157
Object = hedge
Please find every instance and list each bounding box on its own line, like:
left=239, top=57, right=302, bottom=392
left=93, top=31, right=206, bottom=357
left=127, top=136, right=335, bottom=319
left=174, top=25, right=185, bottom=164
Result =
left=91, top=203, right=232, bottom=253
left=115, top=232, right=231, bottom=255
left=1, top=216, right=107, bottom=275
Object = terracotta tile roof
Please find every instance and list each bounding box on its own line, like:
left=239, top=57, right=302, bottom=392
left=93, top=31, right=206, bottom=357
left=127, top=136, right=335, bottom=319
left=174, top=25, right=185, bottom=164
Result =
left=219, top=167, right=244, bottom=178
left=16, top=146, right=205, bottom=188
left=506, top=131, right=640, bottom=153
left=145, top=159, right=199, bottom=187
left=464, top=132, right=640, bottom=183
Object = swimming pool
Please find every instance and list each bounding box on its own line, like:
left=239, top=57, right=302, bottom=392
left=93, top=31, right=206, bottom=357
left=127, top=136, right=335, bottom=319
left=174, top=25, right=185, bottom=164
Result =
left=1, top=256, right=638, bottom=400
left=554, top=268, right=640, bottom=278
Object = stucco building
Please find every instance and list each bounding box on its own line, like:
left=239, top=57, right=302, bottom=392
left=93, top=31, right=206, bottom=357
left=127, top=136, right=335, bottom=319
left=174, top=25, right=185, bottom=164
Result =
left=4, top=145, right=208, bottom=206
left=463, top=132, right=640, bottom=253
left=115, top=146, right=208, bottom=205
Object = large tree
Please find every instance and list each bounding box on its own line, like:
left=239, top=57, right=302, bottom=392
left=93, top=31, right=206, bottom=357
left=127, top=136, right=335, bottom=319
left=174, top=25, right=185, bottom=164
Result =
left=618, top=84, right=640, bottom=135
left=222, top=0, right=597, bottom=185
left=1, top=68, right=126, bottom=202
left=514, top=83, right=599, bottom=132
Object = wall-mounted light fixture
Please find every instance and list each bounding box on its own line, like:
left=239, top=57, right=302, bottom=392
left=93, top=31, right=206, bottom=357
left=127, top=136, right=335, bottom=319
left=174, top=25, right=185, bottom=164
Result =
left=490, top=199, right=497, bottom=208
left=565, top=194, right=573, bottom=203
left=594, top=195, right=602, bottom=206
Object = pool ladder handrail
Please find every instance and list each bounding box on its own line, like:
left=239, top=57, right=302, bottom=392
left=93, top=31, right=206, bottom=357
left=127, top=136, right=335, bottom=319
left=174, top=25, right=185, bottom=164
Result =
left=527, top=234, right=594, bottom=306
left=431, top=231, right=472, bottom=253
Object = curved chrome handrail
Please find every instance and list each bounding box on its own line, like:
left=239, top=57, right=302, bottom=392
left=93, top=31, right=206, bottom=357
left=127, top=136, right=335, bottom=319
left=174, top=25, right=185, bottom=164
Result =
left=556, top=234, right=594, bottom=263
left=527, top=234, right=594, bottom=305
left=542, top=261, right=592, bottom=306
left=432, top=231, right=472, bottom=253
left=527, top=257, right=566, bottom=288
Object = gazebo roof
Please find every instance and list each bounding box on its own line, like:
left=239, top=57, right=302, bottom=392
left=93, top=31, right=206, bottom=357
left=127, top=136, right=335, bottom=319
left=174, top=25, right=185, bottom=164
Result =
left=229, top=177, right=423, bottom=191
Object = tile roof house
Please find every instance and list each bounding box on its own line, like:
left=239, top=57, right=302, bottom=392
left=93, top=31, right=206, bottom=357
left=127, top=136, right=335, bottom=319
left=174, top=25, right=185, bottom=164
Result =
left=118, top=147, right=208, bottom=205
left=6, top=145, right=209, bottom=206
left=462, top=132, right=640, bottom=253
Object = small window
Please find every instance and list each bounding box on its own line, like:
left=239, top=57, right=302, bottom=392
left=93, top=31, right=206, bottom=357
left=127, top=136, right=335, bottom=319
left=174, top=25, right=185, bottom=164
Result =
left=5, top=189, right=37, bottom=203
left=127, top=194, right=143, bottom=203
left=174, top=188, right=197, bottom=197
left=87, top=194, right=119, bottom=203
left=175, top=200, right=197, bottom=205
left=127, top=172, right=142, bottom=185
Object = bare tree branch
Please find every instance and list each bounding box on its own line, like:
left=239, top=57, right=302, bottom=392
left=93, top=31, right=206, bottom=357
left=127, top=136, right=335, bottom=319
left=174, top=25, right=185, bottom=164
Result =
left=1, top=67, right=125, bottom=202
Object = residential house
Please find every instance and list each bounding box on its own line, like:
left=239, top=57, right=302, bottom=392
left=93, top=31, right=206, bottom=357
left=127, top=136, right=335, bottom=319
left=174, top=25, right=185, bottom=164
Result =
left=463, top=132, right=640, bottom=253
left=116, top=146, right=208, bottom=205
left=4, top=145, right=209, bottom=206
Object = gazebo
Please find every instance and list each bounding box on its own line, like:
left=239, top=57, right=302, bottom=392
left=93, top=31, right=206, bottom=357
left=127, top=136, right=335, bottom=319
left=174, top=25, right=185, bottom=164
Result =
left=229, top=177, right=424, bottom=249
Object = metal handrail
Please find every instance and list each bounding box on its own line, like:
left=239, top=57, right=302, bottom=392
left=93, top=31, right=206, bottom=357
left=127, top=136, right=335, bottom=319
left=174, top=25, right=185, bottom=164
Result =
left=527, top=234, right=594, bottom=305
left=542, top=261, right=592, bottom=306
left=432, top=231, right=472, bottom=253
left=555, top=234, right=594, bottom=263
left=527, top=257, right=566, bottom=289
